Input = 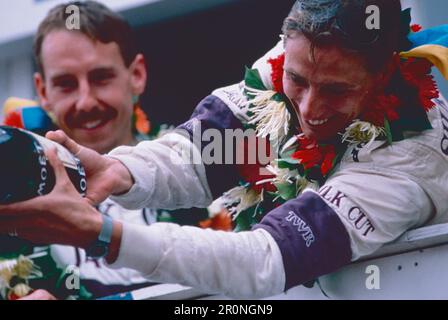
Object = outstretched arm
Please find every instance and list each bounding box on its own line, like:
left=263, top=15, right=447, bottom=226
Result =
left=46, top=130, right=135, bottom=206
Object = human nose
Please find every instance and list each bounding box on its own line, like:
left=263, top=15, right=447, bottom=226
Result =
left=298, top=87, right=327, bottom=120
left=75, top=80, right=97, bottom=112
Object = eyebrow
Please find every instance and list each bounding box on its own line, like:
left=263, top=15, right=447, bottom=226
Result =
left=50, top=67, right=117, bottom=82
left=284, top=68, right=360, bottom=90
left=50, top=73, right=75, bottom=85
left=88, top=67, right=117, bottom=77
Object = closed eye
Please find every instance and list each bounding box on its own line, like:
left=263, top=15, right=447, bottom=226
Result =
left=89, top=68, right=116, bottom=85
left=52, top=75, right=77, bottom=92
left=285, top=70, right=308, bottom=87
left=321, top=85, right=352, bottom=96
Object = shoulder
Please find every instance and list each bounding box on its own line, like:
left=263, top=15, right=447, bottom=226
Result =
left=336, top=98, right=448, bottom=220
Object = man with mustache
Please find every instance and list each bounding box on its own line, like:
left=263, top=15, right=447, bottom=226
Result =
left=1, top=1, right=210, bottom=300
left=1, top=0, right=448, bottom=299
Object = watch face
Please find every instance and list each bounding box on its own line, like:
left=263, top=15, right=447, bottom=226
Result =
left=87, top=242, right=108, bottom=259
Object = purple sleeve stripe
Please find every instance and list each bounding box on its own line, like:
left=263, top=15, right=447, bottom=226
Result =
left=253, top=191, right=352, bottom=290
left=177, top=95, right=244, bottom=198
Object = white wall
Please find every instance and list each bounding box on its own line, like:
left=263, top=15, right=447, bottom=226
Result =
left=0, top=54, right=35, bottom=110
left=0, top=0, right=160, bottom=47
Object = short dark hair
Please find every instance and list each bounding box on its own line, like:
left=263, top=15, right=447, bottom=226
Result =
left=282, top=0, right=409, bottom=72
left=34, top=1, right=137, bottom=77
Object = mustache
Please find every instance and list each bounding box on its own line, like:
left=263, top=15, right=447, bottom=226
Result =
left=65, top=107, right=118, bottom=128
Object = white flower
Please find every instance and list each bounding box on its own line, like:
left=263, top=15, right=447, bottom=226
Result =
left=256, top=161, right=297, bottom=186
left=222, top=186, right=263, bottom=220
left=342, top=120, right=385, bottom=147
left=296, top=177, right=319, bottom=195
left=0, top=259, right=16, bottom=290
left=245, top=86, right=291, bottom=151
left=0, top=255, right=43, bottom=296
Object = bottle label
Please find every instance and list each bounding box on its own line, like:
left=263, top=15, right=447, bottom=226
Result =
left=26, top=131, right=87, bottom=196
left=27, top=132, right=79, bottom=170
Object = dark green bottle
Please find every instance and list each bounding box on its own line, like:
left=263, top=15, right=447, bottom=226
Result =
left=0, top=125, right=87, bottom=204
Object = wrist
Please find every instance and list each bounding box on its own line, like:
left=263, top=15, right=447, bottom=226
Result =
left=84, top=214, right=122, bottom=261
left=109, top=157, right=134, bottom=196
left=105, top=221, right=123, bottom=264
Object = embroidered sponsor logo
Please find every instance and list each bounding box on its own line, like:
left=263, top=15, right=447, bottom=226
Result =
left=319, top=186, right=376, bottom=237
left=285, top=211, right=315, bottom=247
left=221, top=85, right=247, bottom=109
left=438, top=99, right=448, bottom=156
left=351, top=142, right=366, bottom=162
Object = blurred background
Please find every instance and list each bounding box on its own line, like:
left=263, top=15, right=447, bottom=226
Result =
left=0, top=0, right=446, bottom=126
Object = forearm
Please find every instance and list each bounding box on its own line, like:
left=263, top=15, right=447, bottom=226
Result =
left=108, top=158, right=135, bottom=196
left=108, top=132, right=213, bottom=210
left=106, top=222, right=285, bottom=299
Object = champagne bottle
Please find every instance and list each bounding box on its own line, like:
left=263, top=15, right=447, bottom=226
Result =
left=0, top=125, right=87, bottom=204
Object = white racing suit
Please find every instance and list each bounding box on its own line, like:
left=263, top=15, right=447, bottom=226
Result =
left=104, top=43, right=448, bottom=298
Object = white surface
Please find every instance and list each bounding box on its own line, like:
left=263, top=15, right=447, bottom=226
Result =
left=120, top=223, right=448, bottom=300
left=0, top=0, right=160, bottom=46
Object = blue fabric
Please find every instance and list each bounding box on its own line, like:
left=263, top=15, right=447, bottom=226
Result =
left=177, top=95, right=244, bottom=198
left=253, top=191, right=352, bottom=290
left=408, top=25, right=448, bottom=48
left=21, top=106, right=55, bottom=133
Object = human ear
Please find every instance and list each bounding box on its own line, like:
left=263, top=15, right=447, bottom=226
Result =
left=129, top=54, right=147, bottom=96
left=34, top=72, right=50, bottom=111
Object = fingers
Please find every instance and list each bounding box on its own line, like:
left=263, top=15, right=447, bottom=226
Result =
left=45, top=147, right=71, bottom=186
left=46, top=130, right=82, bottom=156
left=19, top=290, right=57, bottom=300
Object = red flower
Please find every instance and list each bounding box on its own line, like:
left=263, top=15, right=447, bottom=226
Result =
left=400, top=58, right=433, bottom=86
left=268, top=53, right=285, bottom=93
left=411, top=24, right=422, bottom=33
left=292, top=148, right=322, bottom=170
left=291, top=136, right=336, bottom=176
left=199, top=210, right=233, bottom=231
left=134, top=104, right=151, bottom=134
left=363, top=94, right=401, bottom=126
left=4, top=110, right=24, bottom=129
left=236, top=137, right=276, bottom=193
left=399, top=58, right=439, bottom=111
left=418, top=76, right=439, bottom=111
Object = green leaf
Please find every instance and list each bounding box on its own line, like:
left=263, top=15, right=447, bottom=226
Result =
left=272, top=92, right=286, bottom=103
left=277, top=158, right=299, bottom=169
left=280, top=148, right=296, bottom=159
left=384, top=118, right=393, bottom=145
left=274, top=181, right=297, bottom=201
left=325, top=149, right=346, bottom=178
left=234, top=209, right=255, bottom=232
left=244, top=67, right=267, bottom=91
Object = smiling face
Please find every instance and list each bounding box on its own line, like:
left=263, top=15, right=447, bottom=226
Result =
left=35, top=30, right=147, bottom=154
left=283, top=33, right=384, bottom=142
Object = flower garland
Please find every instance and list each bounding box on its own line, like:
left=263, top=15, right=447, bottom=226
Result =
left=132, top=103, right=151, bottom=135
left=224, top=24, right=440, bottom=231
left=0, top=252, right=45, bottom=300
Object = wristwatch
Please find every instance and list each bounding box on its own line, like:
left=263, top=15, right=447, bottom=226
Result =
left=85, top=214, right=114, bottom=259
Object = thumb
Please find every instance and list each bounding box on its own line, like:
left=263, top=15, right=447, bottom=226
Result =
left=45, top=146, right=72, bottom=187
left=46, top=130, right=82, bottom=157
